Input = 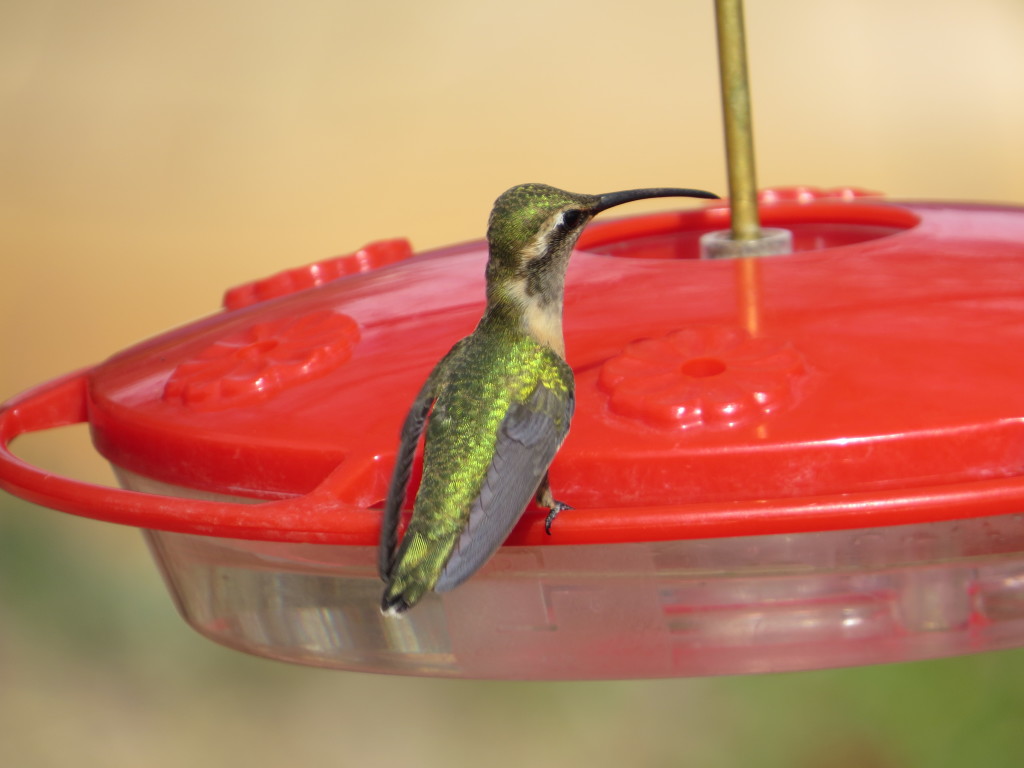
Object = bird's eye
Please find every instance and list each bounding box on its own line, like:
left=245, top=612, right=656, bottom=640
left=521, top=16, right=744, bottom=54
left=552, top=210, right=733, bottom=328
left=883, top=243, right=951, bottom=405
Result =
left=559, top=209, right=584, bottom=230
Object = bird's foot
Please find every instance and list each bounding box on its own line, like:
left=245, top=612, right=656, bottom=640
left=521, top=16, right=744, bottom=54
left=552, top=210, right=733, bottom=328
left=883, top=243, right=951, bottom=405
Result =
left=544, top=501, right=573, bottom=535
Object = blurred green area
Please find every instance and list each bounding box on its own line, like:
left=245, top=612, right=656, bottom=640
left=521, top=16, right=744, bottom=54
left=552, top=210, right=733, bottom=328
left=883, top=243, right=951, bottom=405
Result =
left=3, top=494, right=1024, bottom=768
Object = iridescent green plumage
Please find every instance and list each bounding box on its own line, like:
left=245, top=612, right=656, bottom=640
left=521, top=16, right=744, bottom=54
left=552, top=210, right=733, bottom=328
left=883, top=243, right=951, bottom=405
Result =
left=380, top=320, right=573, bottom=609
left=379, top=182, right=719, bottom=613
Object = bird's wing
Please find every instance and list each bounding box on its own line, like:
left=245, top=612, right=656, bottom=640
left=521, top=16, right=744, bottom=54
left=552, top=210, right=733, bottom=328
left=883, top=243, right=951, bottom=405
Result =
left=378, top=342, right=466, bottom=580
left=433, top=379, right=574, bottom=592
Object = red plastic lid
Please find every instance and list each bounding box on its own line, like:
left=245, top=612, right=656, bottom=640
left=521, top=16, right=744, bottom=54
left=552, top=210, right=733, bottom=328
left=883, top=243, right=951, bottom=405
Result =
left=7, top=188, right=1024, bottom=545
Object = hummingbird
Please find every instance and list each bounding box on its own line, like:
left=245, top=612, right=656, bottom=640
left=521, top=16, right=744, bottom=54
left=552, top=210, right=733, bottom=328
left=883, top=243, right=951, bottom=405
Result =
left=378, top=182, right=720, bottom=613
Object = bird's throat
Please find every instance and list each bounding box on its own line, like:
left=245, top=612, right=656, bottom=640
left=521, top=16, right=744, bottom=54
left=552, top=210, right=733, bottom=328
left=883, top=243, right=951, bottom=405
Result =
left=486, top=279, right=567, bottom=358
left=521, top=297, right=565, bottom=358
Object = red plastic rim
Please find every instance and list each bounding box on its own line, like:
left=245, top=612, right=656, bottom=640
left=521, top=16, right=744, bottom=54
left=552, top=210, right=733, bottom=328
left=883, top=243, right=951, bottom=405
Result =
left=4, top=197, right=1024, bottom=546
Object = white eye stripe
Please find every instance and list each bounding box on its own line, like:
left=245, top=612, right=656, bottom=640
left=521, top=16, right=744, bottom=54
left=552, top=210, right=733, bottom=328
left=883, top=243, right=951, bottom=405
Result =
left=523, top=232, right=549, bottom=263
left=522, top=213, right=562, bottom=263
left=520, top=209, right=585, bottom=267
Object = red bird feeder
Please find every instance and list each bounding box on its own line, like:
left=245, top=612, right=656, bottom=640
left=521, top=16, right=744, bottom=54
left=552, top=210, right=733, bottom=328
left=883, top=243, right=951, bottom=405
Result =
left=5, top=189, right=1024, bottom=678
left=5, top=2, right=1024, bottom=679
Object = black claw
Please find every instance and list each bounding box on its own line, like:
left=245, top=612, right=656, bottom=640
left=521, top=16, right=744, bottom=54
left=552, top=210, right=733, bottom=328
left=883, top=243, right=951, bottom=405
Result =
left=544, top=501, right=573, bottom=535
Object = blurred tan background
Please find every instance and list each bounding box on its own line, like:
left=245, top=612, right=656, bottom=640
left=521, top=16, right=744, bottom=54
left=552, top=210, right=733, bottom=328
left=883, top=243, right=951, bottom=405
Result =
left=3, top=1, right=1024, bottom=766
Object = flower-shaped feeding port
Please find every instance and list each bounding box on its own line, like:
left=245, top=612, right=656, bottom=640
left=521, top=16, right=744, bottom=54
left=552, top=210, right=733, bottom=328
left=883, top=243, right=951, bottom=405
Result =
left=597, top=325, right=807, bottom=430
left=163, top=310, right=360, bottom=410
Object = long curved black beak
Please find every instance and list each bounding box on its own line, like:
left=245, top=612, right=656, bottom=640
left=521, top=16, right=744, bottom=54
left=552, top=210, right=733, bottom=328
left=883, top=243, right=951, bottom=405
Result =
left=594, top=187, right=720, bottom=214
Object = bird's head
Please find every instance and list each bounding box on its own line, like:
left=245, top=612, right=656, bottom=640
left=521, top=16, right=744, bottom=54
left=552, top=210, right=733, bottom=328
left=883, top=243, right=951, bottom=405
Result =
left=484, top=183, right=719, bottom=310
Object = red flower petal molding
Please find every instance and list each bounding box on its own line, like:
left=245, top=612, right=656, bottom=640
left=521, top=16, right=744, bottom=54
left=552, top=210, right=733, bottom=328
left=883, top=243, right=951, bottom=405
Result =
left=597, top=325, right=807, bottom=430
left=163, top=310, right=360, bottom=410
